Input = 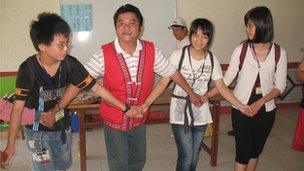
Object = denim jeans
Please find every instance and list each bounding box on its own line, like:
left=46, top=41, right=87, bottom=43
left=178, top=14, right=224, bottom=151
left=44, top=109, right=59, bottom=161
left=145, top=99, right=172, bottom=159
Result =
left=172, top=124, right=207, bottom=171
left=24, top=127, right=72, bottom=171
left=104, top=124, right=146, bottom=171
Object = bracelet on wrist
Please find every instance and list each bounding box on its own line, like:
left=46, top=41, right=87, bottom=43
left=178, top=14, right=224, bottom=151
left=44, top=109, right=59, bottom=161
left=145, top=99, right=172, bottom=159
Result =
left=123, top=104, right=131, bottom=113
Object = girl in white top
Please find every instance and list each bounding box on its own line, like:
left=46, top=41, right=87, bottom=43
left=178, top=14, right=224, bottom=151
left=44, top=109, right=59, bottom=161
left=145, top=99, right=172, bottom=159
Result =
left=168, top=18, right=253, bottom=171
left=208, top=6, right=287, bottom=171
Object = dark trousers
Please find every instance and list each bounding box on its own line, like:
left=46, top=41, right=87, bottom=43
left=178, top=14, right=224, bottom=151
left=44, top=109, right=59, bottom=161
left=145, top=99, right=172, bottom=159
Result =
left=232, top=92, right=275, bottom=164
left=104, top=124, right=146, bottom=171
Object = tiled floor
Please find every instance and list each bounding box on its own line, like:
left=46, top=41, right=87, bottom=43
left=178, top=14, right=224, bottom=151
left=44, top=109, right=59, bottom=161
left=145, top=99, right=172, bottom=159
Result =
left=1, top=108, right=303, bottom=171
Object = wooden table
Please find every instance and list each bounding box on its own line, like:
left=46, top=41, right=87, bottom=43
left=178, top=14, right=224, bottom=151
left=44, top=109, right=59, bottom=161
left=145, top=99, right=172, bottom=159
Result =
left=67, top=90, right=224, bottom=171
left=67, top=103, right=99, bottom=171
left=200, top=94, right=224, bottom=166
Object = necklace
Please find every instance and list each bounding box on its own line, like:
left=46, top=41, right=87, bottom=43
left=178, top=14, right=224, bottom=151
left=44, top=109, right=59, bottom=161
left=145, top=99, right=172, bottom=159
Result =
left=250, top=43, right=272, bottom=69
left=187, top=47, right=207, bottom=87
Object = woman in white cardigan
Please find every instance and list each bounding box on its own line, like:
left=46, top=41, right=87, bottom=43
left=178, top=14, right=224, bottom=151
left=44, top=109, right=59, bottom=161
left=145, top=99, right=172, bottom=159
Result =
left=208, top=6, right=287, bottom=171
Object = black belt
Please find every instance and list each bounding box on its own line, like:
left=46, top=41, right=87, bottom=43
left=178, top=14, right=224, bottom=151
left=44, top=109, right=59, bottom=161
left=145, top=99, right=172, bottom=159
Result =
left=172, top=94, right=195, bottom=127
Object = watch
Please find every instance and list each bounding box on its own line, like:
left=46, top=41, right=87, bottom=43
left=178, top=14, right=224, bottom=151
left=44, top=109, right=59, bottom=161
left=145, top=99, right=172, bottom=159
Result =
left=123, top=104, right=131, bottom=113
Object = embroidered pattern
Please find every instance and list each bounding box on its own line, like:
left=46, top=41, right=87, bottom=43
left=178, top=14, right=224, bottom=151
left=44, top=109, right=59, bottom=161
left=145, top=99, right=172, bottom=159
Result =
left=111, top=41, right=146, bottom=131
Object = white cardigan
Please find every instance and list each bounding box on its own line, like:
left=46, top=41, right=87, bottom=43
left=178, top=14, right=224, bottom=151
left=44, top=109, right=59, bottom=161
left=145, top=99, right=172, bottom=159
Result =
left=223, top=43, right=287, bottom=111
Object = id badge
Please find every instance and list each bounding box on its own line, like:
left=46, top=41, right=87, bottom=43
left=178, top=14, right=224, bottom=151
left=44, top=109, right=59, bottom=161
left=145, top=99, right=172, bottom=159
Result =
left=255, top=87, right=262, bottom=94
left=55, top=109, right=64, bottom=121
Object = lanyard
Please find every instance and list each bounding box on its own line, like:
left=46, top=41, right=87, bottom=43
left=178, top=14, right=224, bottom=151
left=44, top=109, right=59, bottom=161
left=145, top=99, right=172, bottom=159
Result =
left=250, top=43, right=272, bottom=88
left=33, top=87, right=44, bottom=131
left=250, top=43, right=273, bottom=69
left=187, top=47, right=206, bottom=87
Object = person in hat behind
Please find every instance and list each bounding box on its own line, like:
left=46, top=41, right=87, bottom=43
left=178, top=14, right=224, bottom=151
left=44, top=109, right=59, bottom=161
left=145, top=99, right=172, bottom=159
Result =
left=169, top=17, right=190, bottom=50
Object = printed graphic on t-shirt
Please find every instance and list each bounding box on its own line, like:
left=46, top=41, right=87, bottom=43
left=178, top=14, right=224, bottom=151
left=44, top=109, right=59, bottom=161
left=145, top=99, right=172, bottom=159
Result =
left=180, top=63, right=212, bottom=95
left=40, top=87, right=65, bottom=101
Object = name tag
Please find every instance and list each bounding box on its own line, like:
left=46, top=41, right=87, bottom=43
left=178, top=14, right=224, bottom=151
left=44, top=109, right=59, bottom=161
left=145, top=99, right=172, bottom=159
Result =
left=255, top=87, right=262, bottom=94
left=55, top=109, right=64, bottom=121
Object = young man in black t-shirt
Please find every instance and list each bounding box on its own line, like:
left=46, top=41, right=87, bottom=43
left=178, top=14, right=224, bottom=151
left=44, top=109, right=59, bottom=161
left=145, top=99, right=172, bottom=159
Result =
left=0, top=12, right=138, bottom=170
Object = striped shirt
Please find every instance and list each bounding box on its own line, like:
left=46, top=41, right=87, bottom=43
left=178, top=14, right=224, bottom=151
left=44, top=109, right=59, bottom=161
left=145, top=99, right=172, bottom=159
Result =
left=85, top=38, right=176, bottom=81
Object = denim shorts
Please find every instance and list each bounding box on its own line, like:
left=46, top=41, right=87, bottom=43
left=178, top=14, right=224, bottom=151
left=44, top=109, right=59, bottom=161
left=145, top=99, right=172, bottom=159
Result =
left=24, top=127, right=72, bottom=171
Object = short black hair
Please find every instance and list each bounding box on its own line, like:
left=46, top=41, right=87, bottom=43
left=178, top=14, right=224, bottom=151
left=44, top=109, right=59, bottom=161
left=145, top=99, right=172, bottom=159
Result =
left=189, top=18, right=213, bottom=47
left=113, top=4, right=143, bottom=27
left=30, top=12, right=70, bottom=51
left=244, top=6, right=274, bottom=43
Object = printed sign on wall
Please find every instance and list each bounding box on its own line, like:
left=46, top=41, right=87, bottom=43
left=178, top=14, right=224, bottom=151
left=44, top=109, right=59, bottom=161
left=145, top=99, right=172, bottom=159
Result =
left=60, top=4, right=93, bottom=31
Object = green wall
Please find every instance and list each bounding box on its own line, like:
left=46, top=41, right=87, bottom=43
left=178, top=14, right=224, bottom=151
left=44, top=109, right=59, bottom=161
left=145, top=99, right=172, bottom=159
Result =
left=0, top=76, right=16, bottom=97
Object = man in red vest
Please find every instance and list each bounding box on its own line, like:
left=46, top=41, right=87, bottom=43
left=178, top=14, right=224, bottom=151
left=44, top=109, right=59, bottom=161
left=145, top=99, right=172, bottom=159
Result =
left=53, top=4, right=203, bottom=171
left=86, top=4, right=203, bottom=170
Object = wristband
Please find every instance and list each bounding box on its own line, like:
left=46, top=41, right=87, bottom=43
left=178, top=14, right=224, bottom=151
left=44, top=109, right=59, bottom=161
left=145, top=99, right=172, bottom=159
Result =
left=123, top=104, right=131, bottom=113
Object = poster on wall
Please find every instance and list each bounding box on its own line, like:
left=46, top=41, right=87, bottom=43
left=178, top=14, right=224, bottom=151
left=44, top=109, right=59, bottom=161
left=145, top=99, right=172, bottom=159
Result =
left=60, top=4, right=93, bottom=31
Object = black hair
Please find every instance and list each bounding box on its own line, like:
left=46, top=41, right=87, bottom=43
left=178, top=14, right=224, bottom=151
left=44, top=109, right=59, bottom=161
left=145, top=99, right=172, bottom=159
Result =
left=113, top=4, right=143, bottom=27
left=189, top=18, right=213, bottom=47
left=244, top=6, right=274, bottom=43
left=30, top=12, right=70, bottom=51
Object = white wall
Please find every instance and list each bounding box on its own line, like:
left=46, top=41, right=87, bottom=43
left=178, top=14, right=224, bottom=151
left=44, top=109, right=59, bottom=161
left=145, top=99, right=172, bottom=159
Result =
left=177, top=0, right=304, bottom=63
left=1, top=0, right=59, bottom=71
left=60, top=0, right=176, bottom=65
left=1, top=0, right=303, bottom=71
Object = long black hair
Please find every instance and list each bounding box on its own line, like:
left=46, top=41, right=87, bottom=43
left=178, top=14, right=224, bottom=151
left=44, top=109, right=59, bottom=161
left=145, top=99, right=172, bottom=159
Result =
left=244, top=6, right=274, bottom=43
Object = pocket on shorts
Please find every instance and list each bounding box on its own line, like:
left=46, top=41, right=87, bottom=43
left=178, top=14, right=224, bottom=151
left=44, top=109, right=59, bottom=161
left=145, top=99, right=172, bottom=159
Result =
left=24, top=128, right=44, bottom=151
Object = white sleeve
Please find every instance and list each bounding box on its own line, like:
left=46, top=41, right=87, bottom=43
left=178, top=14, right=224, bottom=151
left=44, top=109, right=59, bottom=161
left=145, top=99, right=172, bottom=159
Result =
left=154, top=46, right=176, bottom=77
left=223, top=47, right=241, bottom=86
left=211, top=55, right=223, bottom=81
left=168, top=50, right=182, bottom=69
left=85, top=50, right=104, bottom=79
left=274, top=48, right=288, bottom=93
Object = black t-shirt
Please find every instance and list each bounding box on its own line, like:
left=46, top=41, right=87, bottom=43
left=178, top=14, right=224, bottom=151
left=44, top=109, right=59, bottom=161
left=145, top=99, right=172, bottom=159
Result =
left=14, top=54, right=96, bottom=131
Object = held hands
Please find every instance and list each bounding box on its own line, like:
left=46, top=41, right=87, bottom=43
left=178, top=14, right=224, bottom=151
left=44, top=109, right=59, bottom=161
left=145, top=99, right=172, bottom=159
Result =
left=125, top=106, right=142, bottom=118
left=40, top=111, right=56, bottom=128
left=201, top=94, right=209, bottom=105
left=125, top=103, right=150, bottom=119
left=40, top=107, right=57, bottom=127
left=189, top=92, right=203, bottom=108
left=239, top=105, right=255, bottom=117
left=249, top=100, right=264, bottom=114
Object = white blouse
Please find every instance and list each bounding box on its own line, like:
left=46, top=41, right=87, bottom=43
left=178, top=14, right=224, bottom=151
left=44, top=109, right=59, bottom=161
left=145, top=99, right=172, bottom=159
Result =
left=223, top=43, right=288, bottom=111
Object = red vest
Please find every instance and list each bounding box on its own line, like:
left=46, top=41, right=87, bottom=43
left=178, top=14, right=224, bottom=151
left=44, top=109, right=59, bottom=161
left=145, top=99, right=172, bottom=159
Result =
left=100, top=40, right=155, bottom=131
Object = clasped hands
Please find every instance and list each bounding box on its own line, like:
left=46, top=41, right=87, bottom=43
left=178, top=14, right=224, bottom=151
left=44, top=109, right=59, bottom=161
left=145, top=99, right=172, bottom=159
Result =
left=40, top=93, right=263, bottom=127
left=38, top=103, right=150, bottom=127
left=200, top=93, right=263, bottom=117
left=127, top=92, right=207, bottom=118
